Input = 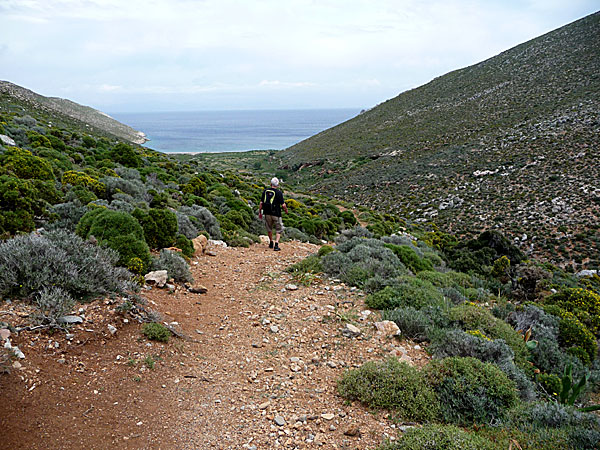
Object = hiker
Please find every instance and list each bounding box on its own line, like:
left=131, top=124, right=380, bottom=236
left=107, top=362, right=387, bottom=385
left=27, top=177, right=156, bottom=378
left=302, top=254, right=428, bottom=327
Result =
left=258, top=177, right=288, bottom=251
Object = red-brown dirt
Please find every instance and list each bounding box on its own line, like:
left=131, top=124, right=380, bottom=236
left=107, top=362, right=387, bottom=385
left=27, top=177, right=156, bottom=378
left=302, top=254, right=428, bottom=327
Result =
left=0, top=240, right=428, bottom=450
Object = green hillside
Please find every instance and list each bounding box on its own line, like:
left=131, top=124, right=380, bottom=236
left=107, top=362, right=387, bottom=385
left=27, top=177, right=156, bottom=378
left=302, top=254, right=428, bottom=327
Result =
left=278, top=12, right=600, bottom=270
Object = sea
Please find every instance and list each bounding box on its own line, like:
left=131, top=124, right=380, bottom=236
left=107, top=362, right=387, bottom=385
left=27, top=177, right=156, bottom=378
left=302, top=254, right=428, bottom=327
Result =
left=111, top=109, right=360, bottom=154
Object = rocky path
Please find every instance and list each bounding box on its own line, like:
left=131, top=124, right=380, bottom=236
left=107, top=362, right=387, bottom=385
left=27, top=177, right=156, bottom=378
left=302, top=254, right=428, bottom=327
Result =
left=1, top=240, right=427, bottom=450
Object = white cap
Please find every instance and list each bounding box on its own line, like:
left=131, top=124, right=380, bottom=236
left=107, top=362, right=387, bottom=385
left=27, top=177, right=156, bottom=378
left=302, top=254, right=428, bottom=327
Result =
left=271, top=177, right=279, bottom=187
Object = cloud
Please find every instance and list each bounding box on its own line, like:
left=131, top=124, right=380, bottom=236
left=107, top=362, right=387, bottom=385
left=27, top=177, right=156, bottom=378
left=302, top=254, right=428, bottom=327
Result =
left=1, top=0, right=598, bottom=111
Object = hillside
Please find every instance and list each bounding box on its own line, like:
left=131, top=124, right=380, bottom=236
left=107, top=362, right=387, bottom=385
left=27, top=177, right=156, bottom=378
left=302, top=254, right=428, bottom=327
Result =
left=278, top=12, right=600, bottom=271
left=0, top=81, right=146, bottom=144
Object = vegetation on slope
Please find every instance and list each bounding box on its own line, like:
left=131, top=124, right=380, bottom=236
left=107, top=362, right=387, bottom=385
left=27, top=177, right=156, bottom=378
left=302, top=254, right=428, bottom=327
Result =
left=276, top=12, right=600, bottom=271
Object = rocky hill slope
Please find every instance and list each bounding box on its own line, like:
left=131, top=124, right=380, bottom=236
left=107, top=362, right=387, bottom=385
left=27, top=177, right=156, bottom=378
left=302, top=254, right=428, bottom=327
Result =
left=278, top=12, right=600, bottom=270
left=0, top=81, right=146, bottom=144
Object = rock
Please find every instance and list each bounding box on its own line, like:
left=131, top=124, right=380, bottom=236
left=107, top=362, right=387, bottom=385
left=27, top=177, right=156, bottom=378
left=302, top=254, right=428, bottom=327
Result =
left=321, top=413, right=335, bottom=421
left=274, top=415, right=286, bottom=426
left=258, top=401, right=270, bottom=410
left=12, top=346, right=25, bottom=359
left=285, top=284, right=298, bottom=291
left=189, top=284, right=208, bottom=294
left=0, top=134, right=16, bottom=146
left=209, top=239, right=228, bottom=248
left=107, top=324, right=117, bottom=335
left=144, top=270, right=168, bottom=288
left=259, top=235, right=270, bottom=244
left=576, top=269, right=598, bottom=278
left=269, top=325, right=279, bottom=333
left=57, top=315, right=84, bottom=325
left=12, top=361, right=22, bottom=370
left=0, top=329, right=10, bottom=340
left=344, top=426, right=360, bottom=437
left=342, top=323, right=361, bottom=337
left=192, top=235, right=209, bottom=255
left=374, top=320, right=401, bottom=337
left=165, top=284, right=176, bottom=291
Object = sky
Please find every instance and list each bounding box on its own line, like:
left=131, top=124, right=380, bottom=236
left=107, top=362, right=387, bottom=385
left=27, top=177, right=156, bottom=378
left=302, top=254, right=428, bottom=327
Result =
left=1, top=0, right=598, bottom=113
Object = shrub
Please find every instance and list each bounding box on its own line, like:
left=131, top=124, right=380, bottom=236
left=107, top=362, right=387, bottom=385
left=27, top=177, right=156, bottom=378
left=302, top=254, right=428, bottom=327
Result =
left=102, top=176, right=146, bottom=201
left=365, top=277, right=445, bottom=310
left=384, top=243, right=434, bottom=274
left=449, top=303, right=531, bottom=373
left=33, top=286, right=75, bottom=328
left=48, top=200, right=88, bottom=232
left=378, top=424, right=498, bottom=450
left=0, top=230, right=133, bottom=301
left=109, top=142, right=141, bottom=168
left=176, top=211, right=198, bottom=239
left=76, top=208, right=151, bottom=270
left=382, top=306, right=434, bottom=342
left=62, top=170, right=106, bottom=197
left=151, top=249, right=192, bottom=283
left=338, top=358, right=440, bottom=422
left=334, top=226, right=373, bottom=244
left=179, top=205, right=222, bottom=239
left=426, top=357, right=519, bottom=425
left=132, top=208, right=178, bottom=249
left=142, top=322, right=170, bottom=342
left=286, top=255, right=322, bottom=274
left=0, top=146, right=55, bottom=181
left=545, top=288, right=600, bottom=335
left=317, top=245, right=334, bottom=257
left=429, top=329, right=536, bottom=401
left=281, top=226, right=311, bottom=243
left=417, top=270, right=473, bottom=289
left=175, top=234, right=195, bottom=258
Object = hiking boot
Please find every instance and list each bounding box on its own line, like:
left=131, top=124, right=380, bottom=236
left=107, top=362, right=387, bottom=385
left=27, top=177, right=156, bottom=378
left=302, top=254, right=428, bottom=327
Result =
left=269, top=241, right=274, bottom=249
left=274, top=243, right=280, bottom=251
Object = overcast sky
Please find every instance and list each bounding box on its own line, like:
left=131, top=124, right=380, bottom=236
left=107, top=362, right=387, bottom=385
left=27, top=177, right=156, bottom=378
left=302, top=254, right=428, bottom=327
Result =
left=1, top=1, right=598, bottom=113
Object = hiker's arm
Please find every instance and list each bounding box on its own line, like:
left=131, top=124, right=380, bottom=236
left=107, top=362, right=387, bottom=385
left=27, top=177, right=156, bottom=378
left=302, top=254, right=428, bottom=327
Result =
left=282, top=202, right=288, bottom=214
left=258, top=201, right=263, bottom=219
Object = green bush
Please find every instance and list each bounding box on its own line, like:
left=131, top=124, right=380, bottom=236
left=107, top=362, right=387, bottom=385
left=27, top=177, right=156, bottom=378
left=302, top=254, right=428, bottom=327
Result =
left=338, top=358, right=440, bottom=422
left=426, top=357, right=519, bottom=425
left=109, top=142, right=141, bottom=168
left=132, top=208, right=178, bottom=249
left=378, top=424, right=498, bottom=450
left=76, top=208, right=151, bottom=270
left=286, top=255, right=323, bottom=274
left=384, top=243, right=434, bottom=273
left=142, top=322, right=170, bottom=342
left=175, top=234, right=195, bottom=258
left=317, top=245, right=335, bottom=257
left=545, top=288, right=600, bottom=335
left=365, top=277, right=445, bottom=310
left=449, top=303, right=531, bottom=373
left=0, top=146, right=55, bottom=181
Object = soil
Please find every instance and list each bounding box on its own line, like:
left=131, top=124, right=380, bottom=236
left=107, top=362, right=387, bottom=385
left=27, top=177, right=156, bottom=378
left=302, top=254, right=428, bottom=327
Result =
left=0, top=240, right=429, bottom=450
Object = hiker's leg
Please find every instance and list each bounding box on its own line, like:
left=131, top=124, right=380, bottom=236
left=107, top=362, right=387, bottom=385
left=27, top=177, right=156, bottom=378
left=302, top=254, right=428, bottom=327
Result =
left=275, top=232, right=280, bottom=243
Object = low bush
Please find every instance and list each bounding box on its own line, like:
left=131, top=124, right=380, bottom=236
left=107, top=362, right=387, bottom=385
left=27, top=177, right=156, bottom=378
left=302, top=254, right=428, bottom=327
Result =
left=286, top=255, right=322, bottom=274
left=338, top=358, right=440, bottom=422
left=175, top=234, right=195, bottom=258
left=384, top=243, right=434, bottom=274
left=382, top=306, right=434, bottom=342
left=544, top=288, right=600, bottom=335
left=178, top=205, right=221, bottom=239
left=429, top=329, right=536, bottom=401
left=449, top=303, right=531, bottom=373
left=142, top=322, right=170, bottom=342
left=365, top=277, right=445, bottom=310
left=33, top=286, right=75, bottom=328
left=378, top=424, right=498, bottom=450
left=151, top=249, right=192, bottom=283
left=132, top=208, right=178, bottom=249
left=426, top=356, right=519, bottom=425
left=0, top=230, right=133, bottom=301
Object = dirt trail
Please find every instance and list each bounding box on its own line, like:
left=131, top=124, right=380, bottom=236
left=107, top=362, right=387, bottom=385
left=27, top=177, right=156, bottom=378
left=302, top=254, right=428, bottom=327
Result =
left=1, top=241, right=427, bottom=450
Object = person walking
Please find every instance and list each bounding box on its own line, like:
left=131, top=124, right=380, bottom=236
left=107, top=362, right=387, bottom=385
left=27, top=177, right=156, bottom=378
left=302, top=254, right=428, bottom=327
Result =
left=258, top=177, right=288, bottom=251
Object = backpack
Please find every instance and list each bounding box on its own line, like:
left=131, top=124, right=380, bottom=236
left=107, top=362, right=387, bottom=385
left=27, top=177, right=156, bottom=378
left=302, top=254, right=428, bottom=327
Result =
left=263, top=188, right=277, bottom=213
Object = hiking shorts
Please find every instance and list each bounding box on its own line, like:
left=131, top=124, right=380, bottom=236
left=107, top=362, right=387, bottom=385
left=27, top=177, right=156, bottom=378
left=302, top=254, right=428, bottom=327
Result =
left=264, top=215, right=284, bottom=234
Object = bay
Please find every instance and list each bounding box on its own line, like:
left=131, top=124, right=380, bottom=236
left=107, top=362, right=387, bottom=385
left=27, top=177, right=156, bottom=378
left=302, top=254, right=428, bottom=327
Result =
left=111, top=109, right=359, bottom=153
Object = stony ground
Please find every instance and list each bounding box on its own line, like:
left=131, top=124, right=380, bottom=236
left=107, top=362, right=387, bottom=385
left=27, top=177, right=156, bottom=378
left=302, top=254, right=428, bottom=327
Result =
left=0, top=240, right=428, bottom=450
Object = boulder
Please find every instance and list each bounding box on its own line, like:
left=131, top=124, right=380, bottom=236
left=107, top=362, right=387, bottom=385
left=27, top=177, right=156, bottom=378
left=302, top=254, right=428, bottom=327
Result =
left=57, top=315, right=84, bottom=325
left=144, top=270, right=168, bottom=288
left=0, top=134, right=16, bottom=146
left=374, top=320, right=401, bottom=337
left=192, top=235, right=209, bottom=256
